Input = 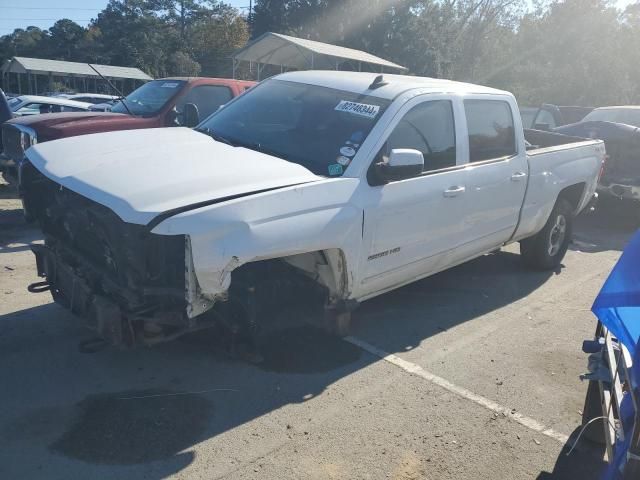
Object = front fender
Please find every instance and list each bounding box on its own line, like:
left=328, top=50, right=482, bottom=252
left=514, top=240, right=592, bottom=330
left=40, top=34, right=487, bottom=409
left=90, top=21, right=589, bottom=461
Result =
left=152, top=178, right=363, bottom=300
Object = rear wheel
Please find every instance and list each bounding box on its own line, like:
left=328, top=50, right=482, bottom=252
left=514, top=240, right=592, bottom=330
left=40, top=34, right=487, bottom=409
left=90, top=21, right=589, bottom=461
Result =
left=520, top=198, right=574, bottom=270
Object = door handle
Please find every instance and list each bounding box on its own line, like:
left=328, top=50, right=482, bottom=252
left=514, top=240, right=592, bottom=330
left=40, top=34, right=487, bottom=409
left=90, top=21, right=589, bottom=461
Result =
left=511, top=171, right=527, bottom=181
left=443, top=186, right=466, bottom=197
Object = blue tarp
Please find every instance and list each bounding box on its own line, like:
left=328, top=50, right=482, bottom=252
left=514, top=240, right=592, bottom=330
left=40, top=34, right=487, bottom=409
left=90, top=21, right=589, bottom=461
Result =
left=593, top=230, right=640, bottom=479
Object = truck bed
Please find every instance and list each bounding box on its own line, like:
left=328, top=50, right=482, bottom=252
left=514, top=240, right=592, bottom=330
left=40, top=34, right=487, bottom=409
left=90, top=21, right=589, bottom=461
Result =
left=511, top=130, right=604, bottom=243
left=524, top=128, right=593, bottom=151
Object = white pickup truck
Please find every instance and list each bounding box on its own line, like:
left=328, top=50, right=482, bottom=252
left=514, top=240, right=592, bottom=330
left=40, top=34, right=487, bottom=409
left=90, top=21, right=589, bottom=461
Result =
left=22, top=71, right=605, bottom=348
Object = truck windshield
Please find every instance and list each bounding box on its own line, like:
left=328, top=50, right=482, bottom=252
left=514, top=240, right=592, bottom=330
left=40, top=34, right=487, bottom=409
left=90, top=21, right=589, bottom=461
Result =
left=197, top=79, right=391, bottom=177
left=111, top=80, right=186, bottom=116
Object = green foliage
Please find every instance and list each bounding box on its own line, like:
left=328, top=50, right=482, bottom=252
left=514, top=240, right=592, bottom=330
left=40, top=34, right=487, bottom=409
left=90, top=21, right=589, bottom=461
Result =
left=0, top=0, right=248, bottom=79
left=2, top=0, right=640, bottom=106
left=166, top=51, right=202, bottom=76
left=251, top=0, right=640, bottom=106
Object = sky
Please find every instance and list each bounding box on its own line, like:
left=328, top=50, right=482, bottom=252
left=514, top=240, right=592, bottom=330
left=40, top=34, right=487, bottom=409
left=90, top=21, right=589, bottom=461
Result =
left=0, top=0, right=636, bottom=35
left=0, top=0, right=251, bottom=35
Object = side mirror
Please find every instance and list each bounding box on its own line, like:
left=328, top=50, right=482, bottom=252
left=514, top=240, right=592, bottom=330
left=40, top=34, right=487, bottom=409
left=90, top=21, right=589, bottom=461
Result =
left=375, top=149, right=424, bottom=183
left=183, top=103, right=200, bottom=128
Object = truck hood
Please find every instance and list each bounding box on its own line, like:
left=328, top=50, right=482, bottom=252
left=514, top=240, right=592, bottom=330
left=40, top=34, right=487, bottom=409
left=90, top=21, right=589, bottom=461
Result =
left=26, top=127, right=322, bottom=225
left=7, top=111, right=149, bottom=141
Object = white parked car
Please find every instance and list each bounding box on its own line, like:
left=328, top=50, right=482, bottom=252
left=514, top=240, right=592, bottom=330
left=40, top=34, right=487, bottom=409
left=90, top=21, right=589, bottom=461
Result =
left=22, top=71, right=605, bottom=348
left=8, top=95, right=92, bottom=116
left=59, top=93, right=119, bottom=106
left=53, top=93, right=119, bottom=104
left=88, top=101, right=116, bottom=112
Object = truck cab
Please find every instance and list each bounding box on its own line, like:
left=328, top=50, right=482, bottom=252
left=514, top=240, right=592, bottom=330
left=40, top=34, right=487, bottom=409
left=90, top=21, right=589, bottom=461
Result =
left=0, top=77, right=255, bottom=184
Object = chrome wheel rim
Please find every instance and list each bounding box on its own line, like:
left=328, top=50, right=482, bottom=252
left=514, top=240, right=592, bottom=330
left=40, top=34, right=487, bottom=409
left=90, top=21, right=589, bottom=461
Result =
left=548, top=214, right=567, bottom=257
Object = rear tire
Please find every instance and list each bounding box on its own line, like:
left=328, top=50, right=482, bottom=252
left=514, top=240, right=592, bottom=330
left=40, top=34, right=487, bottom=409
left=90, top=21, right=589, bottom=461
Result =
left=520, top=198, right=574, bottom=270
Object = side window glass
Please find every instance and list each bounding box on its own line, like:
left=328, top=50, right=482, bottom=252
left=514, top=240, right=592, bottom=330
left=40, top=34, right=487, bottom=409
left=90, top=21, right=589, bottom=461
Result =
left=464, top=100, right=516, bottom=162
left=384, top=100, right=457, bottom=172
left=535, top=109, right=556, bottom=128
left=177, top=85, right=233, bottom=121
left=16, top=103, right=42, bottom=114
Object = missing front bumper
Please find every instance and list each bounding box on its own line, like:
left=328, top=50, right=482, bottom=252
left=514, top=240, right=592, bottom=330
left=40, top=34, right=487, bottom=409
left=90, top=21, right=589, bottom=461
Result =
left=31, top=244, right=130, bottom=347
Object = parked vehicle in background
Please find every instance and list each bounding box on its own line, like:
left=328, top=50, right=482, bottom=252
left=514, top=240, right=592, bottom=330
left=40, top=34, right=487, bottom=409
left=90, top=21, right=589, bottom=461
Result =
left=0, top=89, right=11, bottom=124
left=528, top=103, right=594, bottom=130
left=520, top=106, right=539, bottom=129
left=0, top=89, right=11, bottom=159
left=1, top=77, right=255, bottom=184
left=555, top=107, right=640, bottom=212
left=581, top=106, right=640, bottom=127
left=21, top=71, right=604, bottom=348
left=88, top=101, right=116, bottom=112
left=57, top=93, right=119, bottom=105
left=39, top=91, right=75, bottom=98
left=1, top=95, right=91, bottom=176
left=7, top=95, right=91, bottom=116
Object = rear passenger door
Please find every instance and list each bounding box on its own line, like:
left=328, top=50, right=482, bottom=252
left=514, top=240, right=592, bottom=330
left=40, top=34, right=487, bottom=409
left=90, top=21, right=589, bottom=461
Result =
left=461, top=98, right=528, bottom=256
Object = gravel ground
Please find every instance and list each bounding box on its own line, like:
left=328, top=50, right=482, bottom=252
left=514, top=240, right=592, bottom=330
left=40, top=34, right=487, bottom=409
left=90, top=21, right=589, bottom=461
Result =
left=0, top=178, right=636, bottom=480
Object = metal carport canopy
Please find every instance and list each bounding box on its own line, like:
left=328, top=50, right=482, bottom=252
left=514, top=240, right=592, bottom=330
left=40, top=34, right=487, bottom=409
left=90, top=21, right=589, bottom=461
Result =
left=232, top=32, right=407, bottom=77
left=1, top=57, right=152, bottom=81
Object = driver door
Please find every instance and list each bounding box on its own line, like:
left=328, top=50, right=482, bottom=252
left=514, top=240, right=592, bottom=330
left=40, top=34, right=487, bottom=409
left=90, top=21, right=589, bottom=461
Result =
left=357, top=96, right=470, bottom=298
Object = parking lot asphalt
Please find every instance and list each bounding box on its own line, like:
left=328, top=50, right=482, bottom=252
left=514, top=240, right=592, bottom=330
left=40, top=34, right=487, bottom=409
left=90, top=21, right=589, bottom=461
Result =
left=1, top=179, right=636, bottom=480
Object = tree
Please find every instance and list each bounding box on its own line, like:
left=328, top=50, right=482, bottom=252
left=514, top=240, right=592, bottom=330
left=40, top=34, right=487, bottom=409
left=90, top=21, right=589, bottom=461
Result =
left=166, top=50, right=202, bottom=75
left=0, top=26, right=47, bottom=61
left=501, top=0, right=631, bottom=105
left=91, top=0, right=180, bottom=77
left=46, top=19, right=86, bottom=60
left=187, top=7, right=248, bottom=76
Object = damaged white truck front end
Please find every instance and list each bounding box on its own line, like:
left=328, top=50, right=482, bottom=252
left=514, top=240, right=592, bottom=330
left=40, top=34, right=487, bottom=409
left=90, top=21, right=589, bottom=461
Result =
left=23, top=127, right=362, bottom=347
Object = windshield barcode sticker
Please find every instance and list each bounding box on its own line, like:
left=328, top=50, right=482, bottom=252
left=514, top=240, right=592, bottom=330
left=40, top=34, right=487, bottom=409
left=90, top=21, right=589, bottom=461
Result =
left=161, top=82, right=180, bottom=88
left=335, top=101, right=380, bottom=119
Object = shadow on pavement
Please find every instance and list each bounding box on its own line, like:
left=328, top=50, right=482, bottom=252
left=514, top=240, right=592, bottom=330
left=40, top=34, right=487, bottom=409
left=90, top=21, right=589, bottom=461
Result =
left=572, top=198, right=638, bottom=253
left=352, top=250, right=553, bottom=353
left=0, top=195, right=635, bottom=478
left=536, top=429, right=607, bottom=480
left=0, top=249, right=555, bottom=479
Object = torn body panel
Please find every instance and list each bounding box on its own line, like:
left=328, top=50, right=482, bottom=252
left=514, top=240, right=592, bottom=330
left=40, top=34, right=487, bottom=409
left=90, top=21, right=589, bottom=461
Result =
left=152, top=177, right=363, bottom=310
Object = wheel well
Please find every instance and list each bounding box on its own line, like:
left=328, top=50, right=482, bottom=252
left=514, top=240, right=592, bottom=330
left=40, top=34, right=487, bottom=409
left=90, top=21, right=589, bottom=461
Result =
left=558, top=183, right=586, bottom=213
left=230, top=249, right=349, bottom=301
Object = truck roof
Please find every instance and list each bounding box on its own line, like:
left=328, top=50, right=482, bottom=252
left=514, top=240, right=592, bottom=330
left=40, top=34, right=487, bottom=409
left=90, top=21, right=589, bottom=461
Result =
left=275, top=71, right=509, bottom=100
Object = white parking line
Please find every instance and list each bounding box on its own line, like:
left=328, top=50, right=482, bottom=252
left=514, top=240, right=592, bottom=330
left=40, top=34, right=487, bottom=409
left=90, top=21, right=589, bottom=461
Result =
left=345, top=336, right=570, bottom=445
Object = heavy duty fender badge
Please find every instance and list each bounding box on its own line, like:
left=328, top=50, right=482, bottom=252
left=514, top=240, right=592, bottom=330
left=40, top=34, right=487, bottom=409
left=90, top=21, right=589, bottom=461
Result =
left=367, top=247, right=401, bottom=261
